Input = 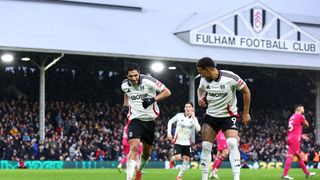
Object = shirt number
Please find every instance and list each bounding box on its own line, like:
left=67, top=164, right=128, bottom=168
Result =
left=288, top=120, right=293, bottom=132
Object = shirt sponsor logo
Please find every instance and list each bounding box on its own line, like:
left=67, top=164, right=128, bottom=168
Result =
left=208, top=92, right=227, bottom=98
left=130, top=94, right=148, bottom=100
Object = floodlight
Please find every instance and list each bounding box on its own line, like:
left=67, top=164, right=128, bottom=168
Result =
left=151, top=62, right=164, bottom=73
left=1, top=53, right=14, bottom=63
left=21, top=57, right=31, bottom=61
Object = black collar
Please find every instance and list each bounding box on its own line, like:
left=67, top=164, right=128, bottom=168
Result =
left=184, top=113, right=191, bottom=118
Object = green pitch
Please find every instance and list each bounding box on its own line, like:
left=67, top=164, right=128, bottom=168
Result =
left=0, top=168, right=319, bottom=180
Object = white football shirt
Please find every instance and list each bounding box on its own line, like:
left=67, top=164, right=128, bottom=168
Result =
left=121, top=74, right=165, bottom=121
left=198, top=70, right=245, bottom=118
left=167, top=113, right=201, bottom=145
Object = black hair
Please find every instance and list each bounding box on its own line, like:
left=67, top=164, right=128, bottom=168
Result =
left=185, top=101, right=194, bottom=107
left=294, top=104, right=303, bottom=111
left=125, top=63, right=140, bottom=74
left=196, top=57, right=216, bottom=68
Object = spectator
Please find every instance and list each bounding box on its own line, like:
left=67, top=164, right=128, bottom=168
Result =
left=95, top=148, right=105, bottom=161
left=0, top=65, right=317, bottom=163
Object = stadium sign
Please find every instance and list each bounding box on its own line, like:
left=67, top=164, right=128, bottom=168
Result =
left=190, top=33, right=318, bottom=54
left=187, top=3, right=320, bottom=54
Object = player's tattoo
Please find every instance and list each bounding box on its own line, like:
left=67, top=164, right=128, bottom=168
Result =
left=201, top=123, right=216, bottom=142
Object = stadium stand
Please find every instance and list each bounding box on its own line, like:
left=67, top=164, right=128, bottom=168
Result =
left=0, top=66, right=318, bottom=166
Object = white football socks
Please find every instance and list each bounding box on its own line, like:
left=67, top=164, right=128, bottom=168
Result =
left=200, top=141, right=213, bottom=180
left=227, top=138, right=241, bottom=180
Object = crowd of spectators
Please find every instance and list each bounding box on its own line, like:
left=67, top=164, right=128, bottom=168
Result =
left=0, top=99, right=123, bottom=161
left=0, top=65, right=319, bottom=165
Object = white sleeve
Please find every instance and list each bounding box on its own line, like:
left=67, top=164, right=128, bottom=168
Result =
left=144, top=75, right=165, bottom=92
left=193, top=117, right=201, bottom=132
left=167, top=114, right=179, bottom=136
left=198, top=78, right=205, bottom=91
left=231, top=73, right=246, bottom=90
left=197, top=78, right=207, bottom=99
left=121, top=80, right=128, bottom=93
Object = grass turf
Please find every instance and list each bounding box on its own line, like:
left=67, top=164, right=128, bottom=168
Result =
left=0, top=168, right=319, bottom=180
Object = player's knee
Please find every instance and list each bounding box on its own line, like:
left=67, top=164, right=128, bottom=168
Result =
left=220, top=153, right=227, bottom=159
left=183, top=156, right=190, bottom=162
left=130, top=143, right=140, bottom=153
left=297, top=154, right=304, bottom=160
left=202, top=141, right=213, bottom=153
left=223, top=149, right=229, bottom=156
left=174, top=155, right=181, bottom=161
left=226, top=138, right=238, bottom=150
left=219, top=155, right=226, bottom=161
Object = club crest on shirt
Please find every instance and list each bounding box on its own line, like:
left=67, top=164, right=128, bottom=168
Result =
left=220, top=85, right=225, bottom=89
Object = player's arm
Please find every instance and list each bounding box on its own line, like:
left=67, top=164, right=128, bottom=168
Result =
left=197, top=81, right=207, bottom=107
left=301, top=134, right=310, bottom=141
left=190, top=111, right=201, bottom=132
left=155, top=87, right=171, bottom=102
left=303, top=119, right=309, bottom=128
left=142, top=77, right=171, bottom=109
left=193, top=117, right=201, bottom=132
left=233, top=73, right=251, bottom=125
left=301, top=117, right=310, bottom=142
left=241, top=84, right=251, bottom=125
left=167, top=115, right=178, bottom=142
left=143, top=87, right=171, bottom=109
left=121, top=83, right=129, bottom=117
left=121, top=94, right=130, bottom=118
left=123, top=93, right=129, bottom=106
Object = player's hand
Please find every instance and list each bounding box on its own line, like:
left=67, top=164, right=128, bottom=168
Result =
left=142, top=98, right=156, bottom=109
left=242, top=113, right=251, bottom=125
left=191, top=111, right=195, bottom=119
left=121, top=106, right=129, bottom=117
left=167, top=134, right=173, bottom=142
left=301, top=134, right=310, bottom=141
left=198, top=97, right=207, bottom=107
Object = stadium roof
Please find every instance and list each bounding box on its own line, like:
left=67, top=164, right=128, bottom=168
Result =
left=0, top=0, right=319, bottom=70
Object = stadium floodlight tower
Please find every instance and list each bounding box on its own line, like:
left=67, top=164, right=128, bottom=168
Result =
left=30, top=53, right=64, bottom=141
